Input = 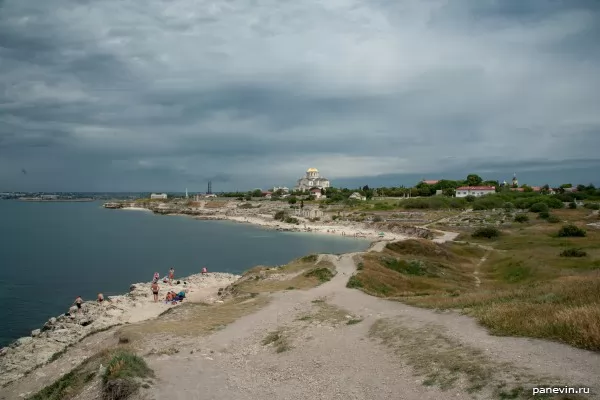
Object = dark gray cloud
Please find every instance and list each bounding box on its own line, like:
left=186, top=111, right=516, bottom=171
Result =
left=1, top=0, right=599, bottom=192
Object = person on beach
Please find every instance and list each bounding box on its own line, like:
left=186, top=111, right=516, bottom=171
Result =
left=97, top=293, right=104, bottom=303
left=201, top=267, right=208, bottom=274
left=153, top=272, right=160, bottom=283
left=169, top=267, right=175, bottom=285
left=151, top=281, right=159, bottom=302
left=73, top=296, right=83, bottom=313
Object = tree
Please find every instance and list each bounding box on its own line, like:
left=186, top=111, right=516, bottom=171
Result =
left=362, top=185, right=370, bottom=191
left=300, top=200, right=304, bottom=209
left=560, top=183, right=572, bottom=188
left=288, top=196, right=297, bottom=205
left=443, top=188, right=456, bottom=197
left=466, top=174, right=483, bottom=186
left=320, top=188, right=325, bottom=195
left=522, top=185, right=534, bottom=192
left=251, top=189, right=262, bottom=197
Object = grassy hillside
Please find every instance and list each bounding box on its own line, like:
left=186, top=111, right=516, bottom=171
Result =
left=348, top=209, right=600, bottom=351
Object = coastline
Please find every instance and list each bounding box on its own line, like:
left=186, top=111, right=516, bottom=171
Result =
left=131, top=205, right=431, bottom=242
left=1, top=204, right=433, bottom=388
left=0, top=272, right=239, bottom=387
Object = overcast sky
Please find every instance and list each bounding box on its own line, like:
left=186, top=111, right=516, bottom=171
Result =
left=1, top=0, right=599, bottom=192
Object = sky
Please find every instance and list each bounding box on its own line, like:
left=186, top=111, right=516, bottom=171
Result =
left=1, top=0, right=599, bottom=192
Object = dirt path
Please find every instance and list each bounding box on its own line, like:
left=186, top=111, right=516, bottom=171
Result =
left=143, top=253, right=600, bottom=400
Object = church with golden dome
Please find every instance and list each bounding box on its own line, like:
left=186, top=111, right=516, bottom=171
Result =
left=294, top=168, right=331, bottom=192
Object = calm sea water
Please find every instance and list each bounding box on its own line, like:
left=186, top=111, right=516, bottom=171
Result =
left=0, top=201, right=369, bottom=346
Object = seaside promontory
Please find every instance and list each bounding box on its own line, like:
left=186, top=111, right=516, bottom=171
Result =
left=0, top=272, right=238, bottom=388
left=3, top=192, right=600, bottom=400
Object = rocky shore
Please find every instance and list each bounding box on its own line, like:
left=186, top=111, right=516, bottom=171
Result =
left=112, top=201, right=433, bottom=242
left=0, top=272, right=239, bottom=387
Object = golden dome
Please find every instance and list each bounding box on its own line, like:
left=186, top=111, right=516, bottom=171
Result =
left=307, top=168, right=318, bottom=173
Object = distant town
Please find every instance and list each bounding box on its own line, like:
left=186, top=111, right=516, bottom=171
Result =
left=1, top=167, right=597, bottom=203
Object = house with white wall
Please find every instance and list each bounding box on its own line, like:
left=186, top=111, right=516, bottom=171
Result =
left=150, top=193, right=168, bottom=199
left=455, top=186, right=496, bottom=198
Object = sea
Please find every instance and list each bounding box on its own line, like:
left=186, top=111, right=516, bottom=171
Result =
left=0, top=200, right=369, bottom=347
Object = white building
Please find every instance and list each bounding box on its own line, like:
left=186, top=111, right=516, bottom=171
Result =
left=455, top=186, right=496, bottom=198
left=272, top=186, right=290, bottom=193
left=349, top=192, right=366, bottom=201
left=294, top=168, right=331, bottom=192
left=150, top=193, right=168, bottom=199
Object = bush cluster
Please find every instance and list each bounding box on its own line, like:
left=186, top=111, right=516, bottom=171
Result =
left=538, top=211, right=550, bottom=219
left=547, top=215, right=561, bottom=223
left=557, top=224, right=587, bottom=237
left=529, top=202, right=549, bottom=213
left=472, top=226, right=501, bottom=239
left=514, top=214, right=529, bottom=223
left=559, top=248, right=588, bottom=257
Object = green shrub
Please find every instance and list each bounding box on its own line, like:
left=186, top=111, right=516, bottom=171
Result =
left=538, top=211, right=550, bottom=219
left=472, top=197, right=504, bottom=210
left=472, top=227, right=501, bottom=239
left=347, top=275, right=363, bottom=288
left=569, top=201, right=577, bottom=209
left=304, top=267, right=334, bottom=282
left=514, top=214, right=529, bottom=223
left=584, top=203, right=600, bottom=210
left=529, top=202, right=549, bottom=213
left=465, top=195, right=475, bottom=203
left=547, top=215, right=561, bottom=223
left=372, top=215, right=383, bottom=222
left=103, top=351, right=153, bottom=400
left=274, top=210, right=286, bottom=221
left=557, top=224, right=587, bottom=237
left=504, top=202, right=515, bottom=211
left=560, top=248, right=588, bottom=258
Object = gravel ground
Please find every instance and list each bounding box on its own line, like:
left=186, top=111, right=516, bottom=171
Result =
left=142, top=254, right=600, bottom=400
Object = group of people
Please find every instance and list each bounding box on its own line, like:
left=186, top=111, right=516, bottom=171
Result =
left=71, top=292, right=106, bottom=314
left=74, top=266, right=211, bottom=307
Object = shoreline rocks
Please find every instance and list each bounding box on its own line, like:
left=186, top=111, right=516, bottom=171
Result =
left=0, top=272, right=239, bottom=387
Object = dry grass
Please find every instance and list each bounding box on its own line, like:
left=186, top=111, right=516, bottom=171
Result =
left=296, top=301, right=356, bottom=325
left=353, top=210, right=600, bottom=351
left=117, top=295, right=270, bottom=341
left=27, top=347, right=140, bottom=400
left=233, top=258, right=336, bottom=294
left=204, top=201, right=227, bottom=208
left=369, top=318, right=588, bottom=399
left=262, top=329, right=291, bottom=353
left=348, top=239, right=482, bottom=298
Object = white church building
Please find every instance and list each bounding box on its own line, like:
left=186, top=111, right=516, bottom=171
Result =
left=294, top=168, right=331, bottom=192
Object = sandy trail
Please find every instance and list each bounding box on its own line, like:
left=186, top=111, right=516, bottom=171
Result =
left=144, top=253, right=600, bottom=400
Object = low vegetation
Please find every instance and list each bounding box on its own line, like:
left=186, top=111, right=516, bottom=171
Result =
left=304, top=267, right=334, bottom=282
left=369, top=318, right=587, bottom=399
left=557, top=224, right=587, bottom=237
left=471, top=226, right=501, bottom=239
left=262, top=329, right=291, bottom=353
left=514, top=213, right=529, bottom=223
left=27, top=348, right=153, bottom=400
left=560, top=248, right=588, bottom=258
left=351, top=209, right=600, bottom=350
left=103, top=350, right=153, bottom=400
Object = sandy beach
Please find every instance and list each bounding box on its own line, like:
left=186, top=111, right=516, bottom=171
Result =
left=225, top=214, right=412, bottom=241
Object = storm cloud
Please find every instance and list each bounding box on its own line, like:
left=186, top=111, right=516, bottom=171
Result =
left=1, top=0, right=599, bottom=191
